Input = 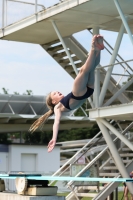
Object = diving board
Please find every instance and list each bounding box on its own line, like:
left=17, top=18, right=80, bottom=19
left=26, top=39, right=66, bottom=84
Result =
left=0, top=174, right=132, bottom=182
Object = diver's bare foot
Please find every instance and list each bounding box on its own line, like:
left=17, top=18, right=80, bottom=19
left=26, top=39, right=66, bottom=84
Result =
left=91, top=35, right=104, bottom=51
left=96, top=35, right=104, bottom=50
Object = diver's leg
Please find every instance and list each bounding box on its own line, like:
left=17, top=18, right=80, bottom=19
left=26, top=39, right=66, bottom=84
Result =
left=72, top=35, right=103, bottom=96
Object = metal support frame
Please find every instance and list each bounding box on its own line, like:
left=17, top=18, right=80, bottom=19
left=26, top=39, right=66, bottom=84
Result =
left=99, top=118, right=133, bottom=151
left=99, top=23, right=125, bottom=106
left=89, top=29, right=133, bottom=74
left=8, top=103, right=15, bottom=114
left=104, top=76, right=133, bottom=106
left=114, top=0, right=133, bottom=45
left=95, top=67, right=100, bottom=107
left=96, top=119, right=133, bottom=194
left=29, top=104, right=37, bottom=115
left=92, top=27, right=100, bottom=108
left=80, top=106, right=88, bottom=116
left=52, top=20, right=78, bottom=75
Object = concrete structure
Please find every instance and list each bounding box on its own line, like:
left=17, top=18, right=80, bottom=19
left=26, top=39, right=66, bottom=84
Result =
left=0, top=193, right=65, bottom=200
left=0, top=144, right=60, bottom=191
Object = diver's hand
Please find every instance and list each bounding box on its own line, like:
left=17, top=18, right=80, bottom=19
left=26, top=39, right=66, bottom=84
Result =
left=47, top=139, right=56, bottom=152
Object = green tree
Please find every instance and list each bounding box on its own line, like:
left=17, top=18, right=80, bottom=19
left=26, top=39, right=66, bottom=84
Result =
left=14, top=92, right=20, bottom=95
left=2, top=88, right=9, bottom=94
left=23, top=90, right=33, bottom=95
left=0, top=133, right=11, bottom=144
left=23, top=131, right=52, bottom=144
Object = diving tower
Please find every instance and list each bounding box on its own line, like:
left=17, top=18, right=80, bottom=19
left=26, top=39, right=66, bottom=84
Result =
left=1, top=0, right=133, bottom=199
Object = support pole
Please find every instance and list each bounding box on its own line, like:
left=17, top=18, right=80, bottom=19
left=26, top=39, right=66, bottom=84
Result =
left=93, top=27, right=100, bottom=107
left=114, top=0, right=133, bottom=46
left=5, top=0, right=7, bottom=26
left=35, top=0, right=37, bottom=13
left=95, top=68, right=100, bottom=107
left=88, top=97, right=94, bottom=108
left=99, top=118, right=133, bottom=151
left=99, top=23, right=125, bottom=106
left=96, top=119, right=133, bottom=194
left=2, top=0, right=5, bottom=28
left=52, top=20, right=78, bottom=75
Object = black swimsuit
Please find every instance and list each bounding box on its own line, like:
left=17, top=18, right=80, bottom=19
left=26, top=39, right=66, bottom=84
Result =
left=60, top=87, right=94, bottom=110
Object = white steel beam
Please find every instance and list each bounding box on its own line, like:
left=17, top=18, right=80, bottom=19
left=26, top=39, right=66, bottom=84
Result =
left=88, top=102, right=133, bottom=120
left=99, top=23, right=125, bottom=106
left=114, top=0, right=133, bottom=45
left=95, top=68, right=100, bottom=107
left=2, top=0, right=5, bottom=28
left=52, top=20, right=78, bottom=75
left=96, top=119, right=133, bottom=194
left=93, top=26, right=100, bottom=108
left=99, top=118, right=133, bottom=152
left=104, top=76, right=133, bottom=106
left=35, top=0, right=37, bottom=13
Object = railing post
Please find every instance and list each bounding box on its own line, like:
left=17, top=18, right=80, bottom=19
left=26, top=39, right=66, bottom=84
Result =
left=92, top=26, right=100, bottom=108
left=5, top=0, right=7, bottom=26
left=35, top=0, right=37, bottom=13
left=2, top=0, right=5, bottom=28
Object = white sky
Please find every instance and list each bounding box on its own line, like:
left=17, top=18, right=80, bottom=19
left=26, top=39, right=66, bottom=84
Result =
left=0, top=0, right=133, bottom=96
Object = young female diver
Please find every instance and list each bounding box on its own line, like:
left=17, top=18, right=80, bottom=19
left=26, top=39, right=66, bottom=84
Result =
left=29, top=34, right=104, bottom=152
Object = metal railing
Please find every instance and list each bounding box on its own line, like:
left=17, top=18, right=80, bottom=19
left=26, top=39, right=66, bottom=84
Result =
left=88, top=29, right=133, bottom=86
left=1, top=0, right=45, bottom=28
left=49, top=121, right=133, bottom=190
left=66, top=123, right=133, bottom=200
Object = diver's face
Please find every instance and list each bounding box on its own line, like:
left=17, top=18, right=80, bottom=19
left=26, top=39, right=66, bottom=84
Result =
left=51, top=91, right=64, bottom=104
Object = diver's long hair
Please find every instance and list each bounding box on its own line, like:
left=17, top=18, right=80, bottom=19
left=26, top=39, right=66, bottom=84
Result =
left=29, top=93, right=55, bottom=133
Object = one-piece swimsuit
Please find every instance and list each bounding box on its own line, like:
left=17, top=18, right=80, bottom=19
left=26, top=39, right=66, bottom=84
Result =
left=60, top=87, right=94, bottom=110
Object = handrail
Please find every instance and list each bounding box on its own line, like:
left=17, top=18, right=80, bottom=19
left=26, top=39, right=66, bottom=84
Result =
left=89, top=29, right=133, bottom=86
left=2, top=0, right=45, bottom=28
left=7, top=0, right=45, bottom=9
left=97, top=59, right=133, bottom=70
left=49, top=130, right=103, bottom=185
left=49, top=120, right=114, bottom=185
left=67, top=121, right=133, bottom=187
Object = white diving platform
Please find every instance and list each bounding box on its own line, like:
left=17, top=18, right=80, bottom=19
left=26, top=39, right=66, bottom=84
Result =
left=0, top=0, right=133, bottom=44
left=89, top=102, right=133, bottom=120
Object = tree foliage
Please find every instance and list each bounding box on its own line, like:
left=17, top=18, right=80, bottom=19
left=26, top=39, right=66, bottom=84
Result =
left=2, top=88, right=9, bottom=94
left=0, top=133, right=11, bottom=144
left=0, top=88, right=33, bottom=144
left=23, top=131, right=52, bottom=144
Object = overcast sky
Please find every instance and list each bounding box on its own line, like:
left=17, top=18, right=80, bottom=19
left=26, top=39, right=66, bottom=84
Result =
left=0, top=0, right=133, bottom=96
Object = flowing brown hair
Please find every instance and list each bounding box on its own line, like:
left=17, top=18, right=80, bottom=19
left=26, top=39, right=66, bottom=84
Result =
left=29, top=93, right=55, bottom=133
